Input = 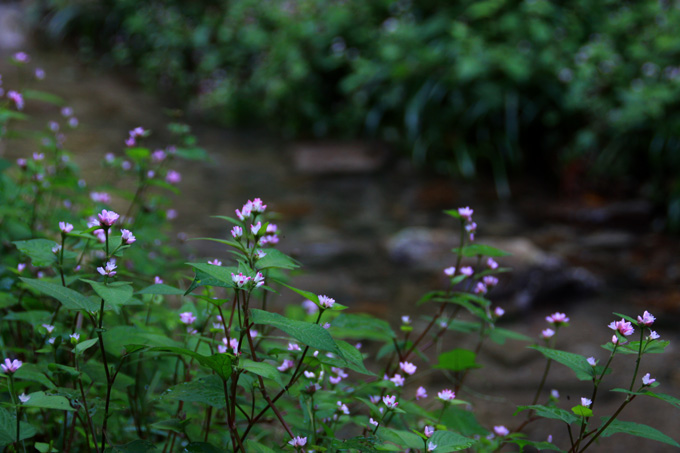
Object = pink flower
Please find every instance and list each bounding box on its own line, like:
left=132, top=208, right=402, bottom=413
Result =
left=121, top=229, right=136, bottom=244
left=399, top=361, right=417, bottom=375
left=369, top=418, right=379, bottom=427
left=12, top=52, right=29, bottom=63
left=98, top=209, right=119, bottom=227
left=336, top=401, right=350, bottom=415
left=68, top=117, right=78, bottom=128
left=494, top=425, right=509, bottom=436
left=483, top=276, right=499, bottom=287
left=487, top=258, right=498, bottom=269
left=208, top=259, right=222, bottom=266
left=318, top=295, right=335, bottom=309
left=250, top=222, right=262, bottom=235
left=642, top=373, right=656, bottom=386
left=277, top=359, right=294, bottom=372
left=608, top=319, right=634, bottom=336
left=69, top=333, right=80, bottom=343
left=42, top=324, right=55, bottom=333
left=587, top=357, right=597, bottom=366
left=401, top=315, right=411, bottom=324
left=288, top=343, right=301, bottom=351
left=179, top=312, right=197, bottom=325
left=154, top=276, right=163, bottom=284
left=253, top=272, right=265, bottom=287
left=427, top=441, right=437, bottom=452
left=416, top=386, right=428, bottom=400
left=1, top=358, right=22, bottom=374
left=7, top=91, right=24, bottom=110
left=255, top=249, right=266, bottom=259
left=546, top=312, right=569, bottom=325
left=444, top=266, right=456, bottom=276
left=302, top=300, right=318, bottom=315
left=458, top=206, right=473, bottom=221
left=90, top=192, right=111, bottom=203
left=369, top=395, right=381, bottom=404
left=541, top=328, right=555, bottom=339
left=151, top=150, right=166, bottom=162
left=18, top=393, right=30, bottom=403
left=330, top=375, right=342, bottom=384
left=581, top=397, right=592, bottom=407
left=382, top=395, right=398, bottom=409
left=17, top=263, right=26, bottom=272
left=390, top=374, right=405, bottom=387
left=165, top=170, right=181, bottom=184
left=97, top=260, right=117, bottom=277
left=648, top=331, right=660, bottom=340
left=125, top=137, right=136, bottom=147
left=231, top=226, right=243, bottom=238
left=61, top=107, right=74, bottom=117
left=424, top=425, right=435, bottom=438
left=231, top=273, right=251, bottom=287
left=494, top=306, right=505, bottom=317
left=438, top=389, right=455, bottom=402
left=266, top=223, right=277, bottom=233
left=288, top=436, right=307, bottom=447
left=637, top=311, right=655, bottom=326
left=474, top=282, right=487, bottom=294
left=59, top=222, right=74, bottom=234
left=251, top=198, right=267, bottom=213
left=16, top=158, right=27, bottom=168
left=460, top=266, right=473, bottom=276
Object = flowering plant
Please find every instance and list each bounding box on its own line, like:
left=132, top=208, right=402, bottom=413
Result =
left=1, top=54, right=678, bottom=452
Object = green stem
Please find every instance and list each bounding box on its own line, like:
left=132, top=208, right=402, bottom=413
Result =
left=577, top=396, right=635, bottom=452
left=628, top=329, right=645, bottom=392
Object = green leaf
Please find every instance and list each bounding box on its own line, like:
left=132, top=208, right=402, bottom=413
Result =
left=643, top=391, right=680, bottom=409
left=452, top=244, right=511, bottom=257
left=429, top=430, right=476, bottom=452
left=125, top=147, right=150, bottom=161
left=13, top=239, right=58, bottom=266
left=329, top=313, right=396, bottom=341
left=161, top=375, right=225, bottom=408
left=34, top=443, right=59, bottom=453
left=255, top=249, right=300, bottom=270
left=183, top=442, right=227, bottom=453
left=440, top=407, right=489, bottom=436
left=20, top=278, right=100, bottom=312
left=530, top=346, right=594, bottom=381
left=0, top=407, right=36, bottom=445
left=250, top=309, right=343, bottom=358
left=74, top=338, right=99, bottom=355
left=137, top=284, right=185, bottom=295
left=276, top=282, right=319, bottom=304
left=149, top=418, right=191, bottom=434
left=378, top=427, right=423, bottom=449
left=104, top=439, right=157, bottom=452
left=22, top=89, right=64, bottom=105
left=148, top=347, right=233, bottom=380
left=571, top=405, right=593, bottom=417
left=509, top=438, right=562, bottom=451
left=23, top=391, right=75, bottom=411
left=435, top=349, right=480, bottom=371
left=173, top=146, right=207, bottom=161
left=599, top=418, right=680, bottom=448
left=186, top=263, right=239, bottom=287
left=514, top=405, right=578, bottom=425
left=14, top=363, right=56, bottom=389
left=612, top=312, right=638, bottom=325
left=238, top=359, right=284, bottom=387
left=488, top=327, right=533, bottom=344
left=315, top=340, right=376, bottom=376
left=81, top=279, right=133, bottom=312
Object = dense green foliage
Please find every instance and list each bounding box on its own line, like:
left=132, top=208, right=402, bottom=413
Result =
left=38, top=0, right=680, bottom=223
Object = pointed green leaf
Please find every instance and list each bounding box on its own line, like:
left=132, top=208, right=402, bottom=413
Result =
left=81, top=279, right=133, bottom=311
left=255, top=249, right=300, bottom=270
left=0, top=407, right=36, bottom=445
left=137, top=284, right=185, bottom=295
left=13, top=239, right=58, bottom=266
left=161, top=375, right=225, bottom=408
left=452, top=244, right=511, bottom=257
left=187, top=263, right=239, bottom=286
left=378, top=427, right=424, bottom=449
left=23, top=391, right=75, bottom=411
left=250, top=309, right=343, bottom=358
left=149, top=418, right=191, bottom=434
left=239, top=359, right=284, bottom=387
left=435, top=349, right=480, bottom=371
left=571, top=405, right=592, bottom=417
left=74, top=338, right=99, bottom=355
left=104, top=439, right=157, bottom=452
left=643, top=391, right=680, bottom=409
left=329, top=313, right=396, bottom=341
left=514, top=405, right=578, bottom=425
left=429, top=430, right=476, bottom=452
left=599, top=418, right=680, bottom=448
left=148, top=347, right=233, bottom=380
left=20, top=278, right=99, bottom=312
left=14, top=363, right=56, bottom=389
left=530, top=346, right=594, bottom=381
left=276, top=282, right=319, bottom=304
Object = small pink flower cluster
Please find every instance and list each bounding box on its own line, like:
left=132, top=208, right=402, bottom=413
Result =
left=458, top=206, right=476, bottom=241
left=125, top=127, right=146, bottom=147
left=231, top=272, right=265, bottom=289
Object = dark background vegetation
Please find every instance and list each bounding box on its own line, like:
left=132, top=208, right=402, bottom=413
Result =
left=32, top=0, right=680, bottom=228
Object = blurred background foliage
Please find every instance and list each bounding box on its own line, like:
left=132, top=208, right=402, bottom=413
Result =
left=32, top=0, right=680, bottom=228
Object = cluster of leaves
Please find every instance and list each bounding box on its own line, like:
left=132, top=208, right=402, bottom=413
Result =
left=1, top=57, right=680, bottom=452
left=36, top=0, right=680, bottom=227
